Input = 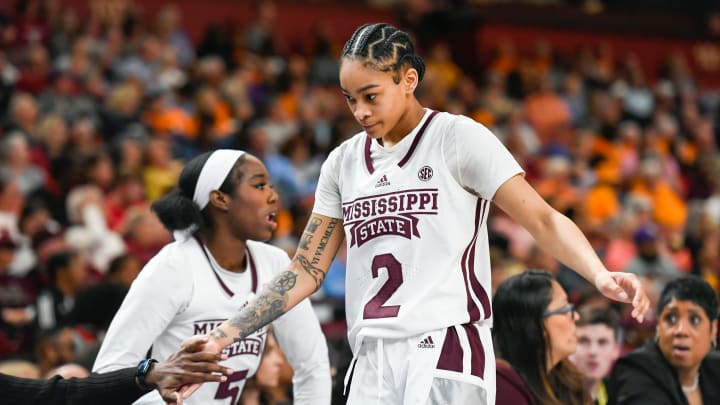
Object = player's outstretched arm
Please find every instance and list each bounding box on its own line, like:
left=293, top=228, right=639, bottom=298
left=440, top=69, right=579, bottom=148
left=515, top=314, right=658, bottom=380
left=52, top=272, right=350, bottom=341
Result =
left=493, top=174, right=650, bottom=322
left=204, top=213, right=344, bottom=351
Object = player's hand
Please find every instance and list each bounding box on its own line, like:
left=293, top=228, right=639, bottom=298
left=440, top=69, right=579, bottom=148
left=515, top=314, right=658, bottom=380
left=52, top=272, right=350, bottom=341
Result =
left=175, top=335, right=225, bottom=400
left=146, top=336, right=233, bottom=404
left=594, top=270, right=650, bottom=323
left=180, top=334, right=223, bottom=354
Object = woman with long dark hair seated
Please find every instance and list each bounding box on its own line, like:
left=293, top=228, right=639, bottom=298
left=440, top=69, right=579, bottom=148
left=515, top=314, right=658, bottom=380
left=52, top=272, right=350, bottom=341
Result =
left=493, top=270, right=588, bottom=405
left=608, top=276, right=720, bottom=405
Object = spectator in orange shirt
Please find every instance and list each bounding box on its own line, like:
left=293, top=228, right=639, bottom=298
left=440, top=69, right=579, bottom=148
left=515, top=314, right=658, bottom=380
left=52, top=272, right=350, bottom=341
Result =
left=190, top=86, right=236, bottom=150
left=630, top=156, right=687, bottom=229
left=583, top=164, right=621, bottom=227
left=524, top=74, right=572, bottom=143
left=489, top=39, right=518, bottom=78
left=142, top=92, right=194, bottom=139
left=536, top=155, right=579, bottom=217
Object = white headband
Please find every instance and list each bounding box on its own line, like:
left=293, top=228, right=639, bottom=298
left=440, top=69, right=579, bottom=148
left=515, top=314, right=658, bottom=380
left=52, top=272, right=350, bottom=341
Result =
left=192, top=149, right=245, bottom=210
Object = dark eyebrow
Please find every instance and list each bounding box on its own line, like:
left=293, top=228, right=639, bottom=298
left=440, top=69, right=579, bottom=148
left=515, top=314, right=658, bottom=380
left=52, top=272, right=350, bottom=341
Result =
left=248, top=173, right=266, bottom=181
left=686, top=308, right=704, bottom=316
left=341, top=84, right=380, bottom=94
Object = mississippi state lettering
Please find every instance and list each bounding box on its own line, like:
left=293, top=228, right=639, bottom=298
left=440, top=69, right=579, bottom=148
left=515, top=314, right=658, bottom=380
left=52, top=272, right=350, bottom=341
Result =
left=342, top=189, right=439, bottom=247
left=193, top=319, right=265, bottom=358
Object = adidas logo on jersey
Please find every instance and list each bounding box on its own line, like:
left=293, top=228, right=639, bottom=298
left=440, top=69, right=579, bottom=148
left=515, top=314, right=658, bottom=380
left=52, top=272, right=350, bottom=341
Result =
left=375, top=174, right=390, bottom=188
left=417, top=336, right=435, bottom=349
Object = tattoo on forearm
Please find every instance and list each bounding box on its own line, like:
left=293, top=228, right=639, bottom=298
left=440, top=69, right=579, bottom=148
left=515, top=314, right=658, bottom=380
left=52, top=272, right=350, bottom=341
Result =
left=299, top=217, right=323, bottom=251
left=299, top=233, right=312, bottom=250
left=294, top=254, right=327, bottom=290
left=210, top=328, right=228, bottom=339
left=306, top=217, right=322, bottom=233
left=312, top=218, right=339, bottom=265
left=227, top=271, right=298, bottom=343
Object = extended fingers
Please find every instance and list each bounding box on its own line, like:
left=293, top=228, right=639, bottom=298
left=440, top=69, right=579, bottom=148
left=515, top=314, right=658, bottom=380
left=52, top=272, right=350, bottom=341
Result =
left=179, top=353, right=232, bottom=374
left=179, top=371, right=229, bottom=383
left=626, top=274, right=649, bottom=323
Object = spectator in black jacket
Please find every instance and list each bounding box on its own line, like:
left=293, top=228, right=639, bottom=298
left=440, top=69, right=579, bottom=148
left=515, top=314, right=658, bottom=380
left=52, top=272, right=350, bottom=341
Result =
left=609, top=276, right=720, bottom=405
left=1, top=336, right=232, bottom=405
left=35, top=249, right=86, bottom=332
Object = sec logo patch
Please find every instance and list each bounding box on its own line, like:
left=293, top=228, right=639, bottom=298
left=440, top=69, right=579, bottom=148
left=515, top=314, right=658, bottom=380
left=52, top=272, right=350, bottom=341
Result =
left=418, top=165, right=433, bottom=181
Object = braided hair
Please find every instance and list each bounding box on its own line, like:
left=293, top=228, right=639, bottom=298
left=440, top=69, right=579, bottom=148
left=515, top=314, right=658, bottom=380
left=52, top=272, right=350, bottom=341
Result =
left=341, top=23, right=425, bottom=84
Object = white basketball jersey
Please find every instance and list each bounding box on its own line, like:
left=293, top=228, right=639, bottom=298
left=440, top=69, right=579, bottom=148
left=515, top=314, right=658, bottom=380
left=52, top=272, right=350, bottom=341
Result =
left=94, top=238, right=290, bottom=405
left=313, top=110, right=523, bottom=353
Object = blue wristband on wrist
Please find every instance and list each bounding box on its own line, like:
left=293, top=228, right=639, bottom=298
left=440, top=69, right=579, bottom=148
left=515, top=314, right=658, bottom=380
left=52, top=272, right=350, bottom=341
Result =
left=136, top=358, right=158, bottom=390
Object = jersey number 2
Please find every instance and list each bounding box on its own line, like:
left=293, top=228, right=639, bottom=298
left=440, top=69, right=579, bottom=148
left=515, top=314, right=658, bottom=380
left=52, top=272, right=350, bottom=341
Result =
left=363, top=253, right=403, bottom=319
left=214, top=369, right=248, bottom=404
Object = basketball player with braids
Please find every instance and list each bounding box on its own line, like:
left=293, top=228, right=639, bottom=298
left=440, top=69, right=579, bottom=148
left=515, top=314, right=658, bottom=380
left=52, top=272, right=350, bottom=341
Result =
left=92, top=150, right=331, bottom=405
left=190, top=24, right=650, bottom=404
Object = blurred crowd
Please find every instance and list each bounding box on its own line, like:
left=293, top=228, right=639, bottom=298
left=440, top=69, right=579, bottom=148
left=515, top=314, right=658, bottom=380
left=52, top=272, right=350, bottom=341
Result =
left=0, top=0, right=719, bottom=403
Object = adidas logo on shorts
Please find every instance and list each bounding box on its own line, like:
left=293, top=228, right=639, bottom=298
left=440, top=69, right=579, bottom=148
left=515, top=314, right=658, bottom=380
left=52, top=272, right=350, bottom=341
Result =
left=375, top=174, right=390, bottom=188
left=417, top=336, right=435, bottom=349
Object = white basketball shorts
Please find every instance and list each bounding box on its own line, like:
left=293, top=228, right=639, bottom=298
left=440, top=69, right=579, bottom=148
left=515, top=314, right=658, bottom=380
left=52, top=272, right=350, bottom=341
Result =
left=344, top=323, right=495, bottom=405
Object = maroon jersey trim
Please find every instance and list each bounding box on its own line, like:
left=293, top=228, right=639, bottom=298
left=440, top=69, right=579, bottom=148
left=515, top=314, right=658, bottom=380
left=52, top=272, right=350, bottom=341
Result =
left=461, top=199, right=491, bottom=322
left=246, top=247, right=258, bottom=293
left=469, top=200, right=492, bottom=320
left=362, top=110, right=439, bottom=174
left=195, top=236, right=257, bottom=297
left=364, top=136, right=374, bottom=174
left=398, top=110, right=439, bottom=168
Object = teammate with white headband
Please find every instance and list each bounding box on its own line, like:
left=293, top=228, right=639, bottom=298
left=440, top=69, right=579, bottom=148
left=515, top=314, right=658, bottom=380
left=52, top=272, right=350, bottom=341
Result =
left=93, top=149, right=331, bottom=405
left=192, top=149, right=245, bottom=210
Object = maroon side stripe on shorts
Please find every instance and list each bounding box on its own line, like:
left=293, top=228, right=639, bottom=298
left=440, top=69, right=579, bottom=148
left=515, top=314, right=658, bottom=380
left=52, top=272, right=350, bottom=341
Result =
left=462, top=324, right=486, bottom=379
left=437, top=326, right=463, bottom=373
